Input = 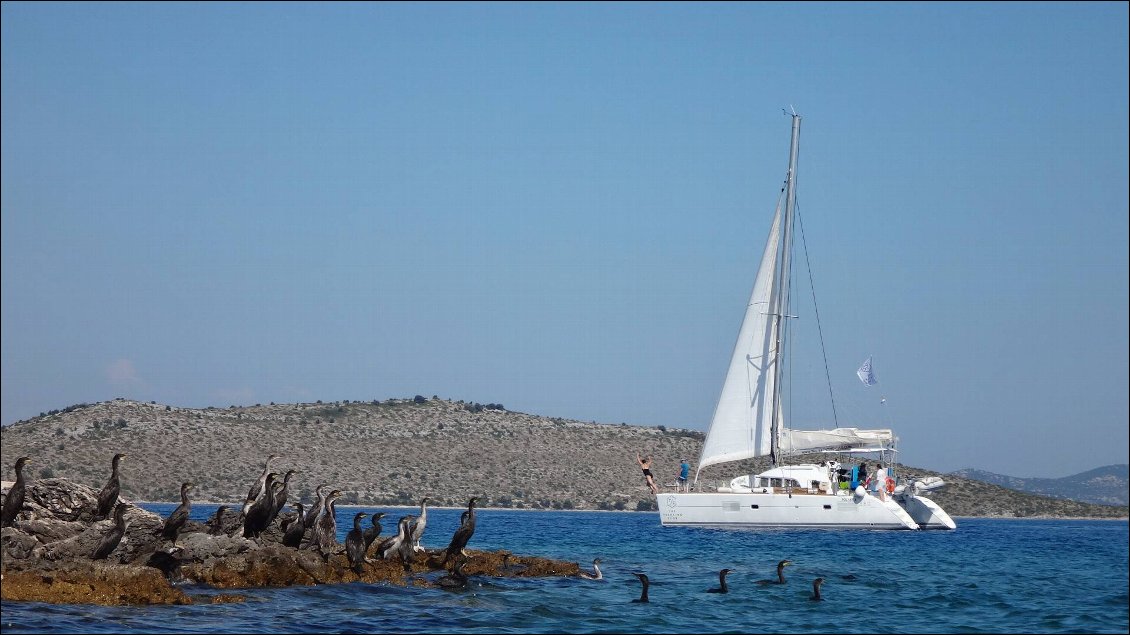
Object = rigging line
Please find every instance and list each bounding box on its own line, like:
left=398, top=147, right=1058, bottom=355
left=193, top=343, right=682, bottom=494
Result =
left=795, top=204, right=840, bottom=428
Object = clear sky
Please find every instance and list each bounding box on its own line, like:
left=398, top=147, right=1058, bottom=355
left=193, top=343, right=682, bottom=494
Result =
left=2, top=2, right=1127, bottom=478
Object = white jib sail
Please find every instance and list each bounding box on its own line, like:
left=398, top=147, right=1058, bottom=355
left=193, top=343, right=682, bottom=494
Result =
left=696, top=203, right=784, bottom=478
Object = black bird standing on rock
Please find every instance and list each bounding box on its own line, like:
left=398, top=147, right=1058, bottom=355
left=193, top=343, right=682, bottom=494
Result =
left=96, top=453, right=127, bottom=519
left=159, top=482, right=194, bottom=547
left=207, top=505, right=229, bottom=535
left=442, top=496, right=479, bottom=565
left=282, top=503, right=306, bottom=548
left=345, top=511, right=370, bottom=573
left=2, top=456, right=31, bottom=528
left=707, top=568, right=735, bottom=593
left=243, top=473, right=279, bottom=539
left=92, top=502, right=129, bottom=560
left=363, top=512, right=387, bottom=553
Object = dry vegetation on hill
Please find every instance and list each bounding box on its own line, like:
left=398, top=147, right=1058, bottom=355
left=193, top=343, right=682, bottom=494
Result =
left=2, top=397, right=1125, bottom=519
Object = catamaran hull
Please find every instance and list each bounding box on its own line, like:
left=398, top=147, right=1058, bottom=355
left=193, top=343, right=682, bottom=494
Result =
left=656, top=491, right=920, bottom=530
left=895, top=495, right=957, bottom=530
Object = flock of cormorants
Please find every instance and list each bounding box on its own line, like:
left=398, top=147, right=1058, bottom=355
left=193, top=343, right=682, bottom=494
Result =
left=4, top=453, right=830, bottom=601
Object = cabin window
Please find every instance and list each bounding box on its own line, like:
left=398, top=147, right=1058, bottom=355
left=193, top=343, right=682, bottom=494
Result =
left=823, top=504, right=832, bottom=510
left=751, top=504, right=760, bottom=509
left=784, top=479, right=800, bottom=488
left=769, top=478, right=782, bottom=488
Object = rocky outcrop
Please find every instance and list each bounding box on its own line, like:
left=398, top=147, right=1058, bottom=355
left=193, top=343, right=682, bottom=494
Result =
left=1, top=478, right=583, bottom=606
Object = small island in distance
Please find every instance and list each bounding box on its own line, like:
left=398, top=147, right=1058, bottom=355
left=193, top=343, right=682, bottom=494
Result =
left=2, top=397, right=1126, bottom=519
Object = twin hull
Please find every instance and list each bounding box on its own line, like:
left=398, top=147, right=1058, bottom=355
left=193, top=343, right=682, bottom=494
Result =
left=657, top=491, right=952, bottom=530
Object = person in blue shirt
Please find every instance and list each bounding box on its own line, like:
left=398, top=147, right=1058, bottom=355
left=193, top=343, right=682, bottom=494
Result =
left=677, top=459, right=691, bottom=492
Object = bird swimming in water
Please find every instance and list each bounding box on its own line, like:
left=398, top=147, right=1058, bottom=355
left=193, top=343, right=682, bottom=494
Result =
left=810, top=577, right=825, bottom=601
left=2, top=456, right=31, bottom=528
left=92, top=502, right=129, bottom=560
left=159, top=482, right=194, bottom=547
left=95, top=453, right=127, bottom=519
left=363, top=512, right=387, bottom=553
left=409, top=496, right=429, bottom=553
left=756, top=560, right=792, bottom=585
left=436, top=555, right=469, bottom=590
left=631, top=572, right=650, bottom=603
left=282, top=503, right=306, bottom=549
left=578, top=558, right=603, bottom=580
left=207, top=505, right=229, bottom=535
left=442, top=496, right=479, bottom=565
left=707, top=568, right=736, bottom=593
left=345, top=511, right=370, bottom=573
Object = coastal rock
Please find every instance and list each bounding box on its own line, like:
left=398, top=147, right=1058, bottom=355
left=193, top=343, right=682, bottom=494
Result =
left=2, top=477, right=590, bottom=606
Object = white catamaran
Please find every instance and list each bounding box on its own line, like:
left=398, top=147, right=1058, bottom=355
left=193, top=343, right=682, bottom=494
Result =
left=657, top=113, right=955, bottom=530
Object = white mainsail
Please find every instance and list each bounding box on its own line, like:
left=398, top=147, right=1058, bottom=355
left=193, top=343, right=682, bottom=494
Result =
left=696, top=203, right=784, bottom=477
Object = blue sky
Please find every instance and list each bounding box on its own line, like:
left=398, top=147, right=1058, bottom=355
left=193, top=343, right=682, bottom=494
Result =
left=2, top=2, right=1127, bottom=478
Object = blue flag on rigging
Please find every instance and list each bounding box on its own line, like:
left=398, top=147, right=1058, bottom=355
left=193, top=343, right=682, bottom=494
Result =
left=857, top=356, right=877, bottom=387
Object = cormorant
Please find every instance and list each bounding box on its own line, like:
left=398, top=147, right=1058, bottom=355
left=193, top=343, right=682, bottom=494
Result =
left=363, top=512, right=387, bottom=553
left=345, top=511, right=370, bottom=573
left=245, top=454, right=278, bottom=506
left=207, top=505, right=229, bottom=535
left=810, top=577, right=825, bottom=601
left=578, top=558, right=603, bottom=580
left=95, top=453, right=127, bottom=519
left=92, top=502, right=129, bottom=560
left=310, top=489, right=342, bottom=559
left=437, top=555, right=469, bottom=589
left=282, top=502, right=306, bottom=549
left=243, top=473, right=278, bottom=538
left=442, top=496, right=479, bottom=565
left=272, top=469, right=298, bottom=521
left=159, top=482, right=194, bottom=547
left=304, top=484, right=329, bottom=532
left=377, top=515, right=412, bottom=562
left=756, top=560, right=792, bottom=585
left=631, top=572, right=650, bottom=603
left=1, top=456, right=30, bottom=528
left=707, top=568, right=735, bottom=593
left=409, top=496, right=429, bottom=552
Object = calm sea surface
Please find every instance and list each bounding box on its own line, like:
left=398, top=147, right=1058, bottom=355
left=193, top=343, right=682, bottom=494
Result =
left=2, top=505, right=1127, bottom=634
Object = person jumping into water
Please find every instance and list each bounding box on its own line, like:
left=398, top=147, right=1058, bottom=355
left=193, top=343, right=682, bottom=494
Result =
left=636, top=452, right=659, bottom=495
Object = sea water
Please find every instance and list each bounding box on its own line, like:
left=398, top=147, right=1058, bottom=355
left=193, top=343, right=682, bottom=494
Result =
left=2, top=505, right=1127, bottom=634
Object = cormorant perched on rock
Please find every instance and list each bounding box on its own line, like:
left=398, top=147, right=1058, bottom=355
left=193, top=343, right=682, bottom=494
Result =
left=631, top=572, right=650, bottom=603
left=578, top=558, right=603, bottom=580
left=245, top=454, right=278, bottom=506
left=810, top=577, right=825, bottom=601
left=304, top=484, right=329, bottom=532
left=707, top=568, right=735, bottom=593
left=92, top=502, right=129, bottom=560
left=310, top=490, right=342, bottom=559
left=282, top=503, right=306, bottom=549
left=2, top=456, right=31, bottom=528
left=363, top=512, right=387, bottom=552
left=442, top=496, right=479, bottom=565
left=243, top=473, right=278, bottom=539
left=409, top=496, right=429, bottom=552
left=437, top=555, right=469, bottom=589
left=207, top=505, right=229, bottom=535
left=345, top=512, right=370, bottom=573
left=756, top=560, right=792, bottom=585
left=95, top=453, right=127, bottom=519
left=159, top=482, right=194, bottom=547
left=377, top=515, right=412, bottom=561
left=272, top=469, right=298, bottom=521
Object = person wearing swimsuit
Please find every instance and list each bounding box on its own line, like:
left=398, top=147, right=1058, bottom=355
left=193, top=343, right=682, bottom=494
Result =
left=636, top=452, right=659, bottom=495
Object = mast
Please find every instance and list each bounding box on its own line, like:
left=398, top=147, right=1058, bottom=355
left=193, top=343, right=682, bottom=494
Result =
left=768, top=113, right=801, bottom=466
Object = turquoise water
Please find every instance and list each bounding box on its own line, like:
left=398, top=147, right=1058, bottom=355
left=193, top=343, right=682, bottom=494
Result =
left=2, top=506, right=1127, bottom=634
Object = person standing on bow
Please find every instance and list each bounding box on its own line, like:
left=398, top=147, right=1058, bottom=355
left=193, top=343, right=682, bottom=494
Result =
left=677, top=459, right=691, bottom=492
